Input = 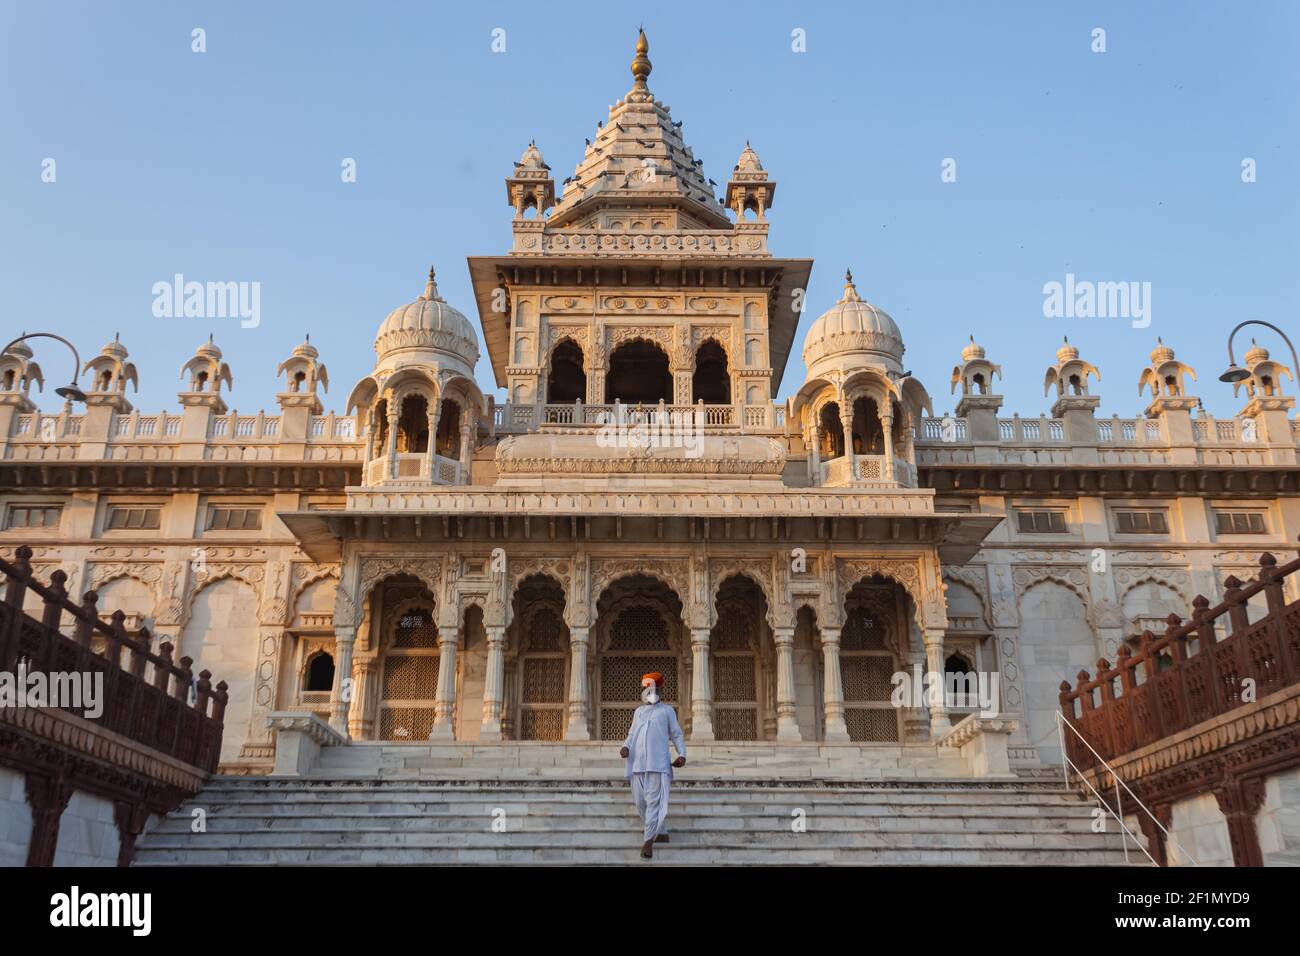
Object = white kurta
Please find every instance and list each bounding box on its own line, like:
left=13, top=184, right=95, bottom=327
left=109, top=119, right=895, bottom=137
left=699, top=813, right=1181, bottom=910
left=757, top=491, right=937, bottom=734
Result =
left=623, top=701, right=687, bottom=843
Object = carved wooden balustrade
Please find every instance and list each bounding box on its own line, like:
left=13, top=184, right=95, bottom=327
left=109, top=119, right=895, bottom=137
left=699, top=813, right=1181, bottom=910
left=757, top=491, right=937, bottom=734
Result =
left=1059, top=550, right=1300, bottom=773
left=0, top=545, right=227, bottom=773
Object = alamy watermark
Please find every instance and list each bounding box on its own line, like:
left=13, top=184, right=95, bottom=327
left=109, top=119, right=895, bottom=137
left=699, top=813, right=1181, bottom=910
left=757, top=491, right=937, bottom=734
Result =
left=0, top=661, right=104, bottom=718
left=151, top=274, right=261, bottom=329
left=1042, top=272, right=1151, bottom=329
left=595, top=405, right=705, bottom=459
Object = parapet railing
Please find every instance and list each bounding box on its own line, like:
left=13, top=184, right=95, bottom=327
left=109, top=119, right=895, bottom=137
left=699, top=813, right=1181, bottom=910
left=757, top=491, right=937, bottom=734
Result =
left=0, top=545, right=227, bottom=773
left=918, top=413, right=1282, bottom=447
left=494, top=400, right=787, bottom=435
left=1058, top=550, right=1300, bottom=772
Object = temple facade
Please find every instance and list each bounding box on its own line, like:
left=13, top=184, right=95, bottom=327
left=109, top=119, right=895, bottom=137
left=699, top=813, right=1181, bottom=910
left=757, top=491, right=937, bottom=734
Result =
left=2, top=32, right=1298, bottom=775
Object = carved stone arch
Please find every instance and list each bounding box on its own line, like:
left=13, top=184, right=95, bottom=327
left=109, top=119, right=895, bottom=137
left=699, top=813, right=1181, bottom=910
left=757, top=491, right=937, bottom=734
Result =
left=358, top=557, right=443, bottom=609
left=183, top=564, right=264, bottom=629
left=1111, top=566, right=1193, bottom=606
left=708, top=562, right=774, bottom=629
left=608, top=326, right=673, bottom=353
left=289, top=564, right=339, bottom=624
left=509, top=558, right=573, bottom=600
left=942, top=566, right=993, bottom=629
left=591, top=558, right=689, bottom=615
left=837, top=558, right=928, bottom=630
left=1012, top=566, right=1093, bottom=625
left=188, top=564, right=263, bottom=601
left=545, top=328, right=589, bottom=364
left=87, top=563, right=163, bottom=609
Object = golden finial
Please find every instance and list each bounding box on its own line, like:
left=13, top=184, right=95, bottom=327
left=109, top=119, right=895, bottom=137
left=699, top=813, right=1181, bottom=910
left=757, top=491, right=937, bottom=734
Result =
left=842, top=269, right=861, bottom=302
left=631, top=28, right=652, bottom=90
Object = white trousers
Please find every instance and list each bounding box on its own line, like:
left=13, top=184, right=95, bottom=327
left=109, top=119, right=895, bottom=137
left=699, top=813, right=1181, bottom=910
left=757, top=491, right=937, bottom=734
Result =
left=630, top=771, right=671, bottom=843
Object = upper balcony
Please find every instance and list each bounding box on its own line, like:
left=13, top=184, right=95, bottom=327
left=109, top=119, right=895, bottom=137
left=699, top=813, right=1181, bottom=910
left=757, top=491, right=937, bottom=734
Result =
left=492, top=399, right=786, bottom=435
left=915, top=411, right=1300, bottom=469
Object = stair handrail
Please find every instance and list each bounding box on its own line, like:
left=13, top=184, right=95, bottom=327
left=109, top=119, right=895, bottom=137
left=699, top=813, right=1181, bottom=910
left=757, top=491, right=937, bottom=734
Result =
left=1055, top=710, right=1198, bottom=866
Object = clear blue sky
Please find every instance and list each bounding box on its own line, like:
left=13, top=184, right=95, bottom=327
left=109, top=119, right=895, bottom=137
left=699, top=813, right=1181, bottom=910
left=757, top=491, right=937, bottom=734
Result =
left=3, top=1, right=1297, bottom=419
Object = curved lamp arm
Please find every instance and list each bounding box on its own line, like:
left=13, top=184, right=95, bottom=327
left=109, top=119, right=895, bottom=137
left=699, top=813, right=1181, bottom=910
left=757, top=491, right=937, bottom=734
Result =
left=1222, top=320, right=1300, bottom=384
left=0, top=332, right=85, bottom=402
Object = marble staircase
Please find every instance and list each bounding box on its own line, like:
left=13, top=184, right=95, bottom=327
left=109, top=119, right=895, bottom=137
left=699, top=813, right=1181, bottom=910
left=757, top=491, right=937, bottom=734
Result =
left=132, top=773, right=1140, bottom=866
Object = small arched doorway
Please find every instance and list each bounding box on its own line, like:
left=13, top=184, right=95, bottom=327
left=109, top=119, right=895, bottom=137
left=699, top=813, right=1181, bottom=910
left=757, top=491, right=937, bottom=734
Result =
left=819, top=402, right=845, bottom=459
left=510, top=574, right=570, bottom=741
left=605, top=339, right=672, bottom=404
left=547, top=340, right=586, bottom=403
left=710, top=575, right=769, bottom=740
left=692, top=340, right=730, bottom=404
left=839, top=577, right=906, bottom=742
left=593, top=574, right=684, bottom=740
left=375, top=579, right=439, bottom=741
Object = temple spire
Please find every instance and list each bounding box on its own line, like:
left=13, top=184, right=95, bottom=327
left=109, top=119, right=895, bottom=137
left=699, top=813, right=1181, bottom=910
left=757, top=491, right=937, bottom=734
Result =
left=631, top=28, right=652, bottom=91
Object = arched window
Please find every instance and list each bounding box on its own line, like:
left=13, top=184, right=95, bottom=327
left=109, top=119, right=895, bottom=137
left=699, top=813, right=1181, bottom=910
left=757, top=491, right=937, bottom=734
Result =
left=851, top=397, right=884, bottom=455
left=436, top=398, right=460, bottom=457
left=605, top=339, right=671, bottom=404
left=547, top=340, right=586, bottom=403
left=373, top=398, right=389, bottom=451
left=397, top=395, right=429, bottom=453
left=304, top=651, right=335, bottom=692
left=819, top=402, right=844, bottom=459
left=692, top=340, right=729, bottom=404
left=944, top=653, right=976, bottom=708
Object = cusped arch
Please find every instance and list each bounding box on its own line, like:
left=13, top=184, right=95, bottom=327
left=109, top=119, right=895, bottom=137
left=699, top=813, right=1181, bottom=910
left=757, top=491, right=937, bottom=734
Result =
left=837, top=560, right=929, bottom=629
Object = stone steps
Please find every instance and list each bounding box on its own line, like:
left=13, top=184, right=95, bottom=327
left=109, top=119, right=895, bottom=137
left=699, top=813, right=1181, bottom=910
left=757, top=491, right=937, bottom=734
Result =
left=133, top=775, right=1143, bottom=866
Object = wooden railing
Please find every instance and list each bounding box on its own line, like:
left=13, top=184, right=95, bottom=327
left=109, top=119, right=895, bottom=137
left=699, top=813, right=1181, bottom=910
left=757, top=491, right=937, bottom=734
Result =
left=0, top=545, right=227, bottom=773
left=1059, top=551, right=1300, bottom=772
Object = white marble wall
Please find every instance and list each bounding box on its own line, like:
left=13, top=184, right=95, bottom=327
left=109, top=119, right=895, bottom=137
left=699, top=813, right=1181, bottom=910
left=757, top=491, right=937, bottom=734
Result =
left=1258, top=767, right=1300, bottom=866
left=50, top=790, right=119, bottom=867
left=0, top=767, right=31, bottom=866
left=1167, top=792, right=1232, bottom=866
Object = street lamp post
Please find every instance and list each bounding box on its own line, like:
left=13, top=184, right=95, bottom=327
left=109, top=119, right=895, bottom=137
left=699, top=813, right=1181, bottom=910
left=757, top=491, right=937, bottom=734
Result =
left=1219, top=320, right=1300, bottom=385
left=0, top=332, right=86, bottom=404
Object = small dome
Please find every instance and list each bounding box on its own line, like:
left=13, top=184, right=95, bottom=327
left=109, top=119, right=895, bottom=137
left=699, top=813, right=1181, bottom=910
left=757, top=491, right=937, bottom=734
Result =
left=99, top=333, right=129, bottom=361
left=1149, top=337, right=1175, bottom=366
left=517, top=140, right=546, bottom=171
left=961, top=335, right=985, bottom=362
left=802, top=270, right=904, bottom=366
left=290, top=336, right=319, bottom=361
left=1056, top=337, right=1079, bottom=364
left=1244, top=340, right=1269, bottom=366
left=374, top=267, right=479, bottom=365
left=735, top=142, right=763, bottom=173
left=193, top=335, right=223, bottom=363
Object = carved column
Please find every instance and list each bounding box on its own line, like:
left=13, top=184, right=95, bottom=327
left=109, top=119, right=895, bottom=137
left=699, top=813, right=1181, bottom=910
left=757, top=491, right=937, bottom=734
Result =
left=430, top=624, right=459, bottom=739
left=923, top=627, right=952, bottom=737
left=384, top=398, right=400, bottom=479
left=809, top=424, right=821, bottom=484
left=881, top=404, right=896, bottom=481
left=689, top=627, right=715, bottom=741
left=329, top=625, right=356, bottom=736
left=349, top=658, right=375, bottom=740
left=820, top=625, right=850, bottom=742
left=1136, top=803, right=1173, bottom=867
left=565, top=625, right=592, bottom=740
left=424, top=399, right=440, bottom=481
left=24, top=773, right=72, bottom=867
left=480, top=624, right=506, bottom=740
left=1216, top=777, right=1267, bottom=867
left=114, top=800, right=149, bottom=867
left=840, top=406, right=854, bottom=464
left=773, top=625, right=801, bottom=741
left=458, top=420, right=473, bottom=484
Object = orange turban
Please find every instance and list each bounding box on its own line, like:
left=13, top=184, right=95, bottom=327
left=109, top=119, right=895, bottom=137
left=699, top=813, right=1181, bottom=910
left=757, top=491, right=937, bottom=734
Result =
left=641, top=672, right=664, bottom=687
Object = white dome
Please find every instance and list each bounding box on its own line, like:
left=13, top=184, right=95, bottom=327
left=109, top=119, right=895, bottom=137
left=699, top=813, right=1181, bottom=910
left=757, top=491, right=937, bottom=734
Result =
left=375, top=267, right=479, bottom=366
left=802, top=271, right=904, bottom=367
